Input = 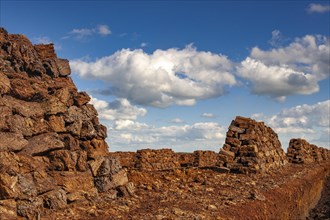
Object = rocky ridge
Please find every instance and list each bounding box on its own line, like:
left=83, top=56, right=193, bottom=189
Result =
left=0, top=28, right=133, bottom=219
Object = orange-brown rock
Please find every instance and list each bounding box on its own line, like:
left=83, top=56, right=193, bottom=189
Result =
left=193, top=150, right=219, bottom=168
left=135, top=149, right=181, bottom=171
left=110, top=151, right=137, bottom=168
left=1, top=27, right=329, bottom=219
left=0, top=28, right=133, bottom=219
left=219, top=116, right=288, bottom=173
left=287, top=138, right=330, bottom=163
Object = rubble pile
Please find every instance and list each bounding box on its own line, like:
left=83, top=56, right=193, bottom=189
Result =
left=0, top=28, right=132, bottom=219
left=219, top=116, right=288, bottom=173
left=287, top=138, right=330, bottom=163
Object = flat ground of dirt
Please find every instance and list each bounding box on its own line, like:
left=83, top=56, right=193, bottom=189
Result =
left=46, top=162, right=330, bottom=220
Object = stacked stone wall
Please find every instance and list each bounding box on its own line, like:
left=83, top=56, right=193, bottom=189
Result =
left=219, top=116, right=288, bottom=173
left=287, top=138, right=330, bottom=163
left=135, top=149, right=181, bottom=171
left=193, top=150, right=219, bottom=168
left=0, top=28, right=132, bottom=219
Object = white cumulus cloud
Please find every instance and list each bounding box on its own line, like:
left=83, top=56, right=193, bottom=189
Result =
left=307, top=3, right=330, bottom=13
left=66, top=24, right=112, bottom=39
left=201, top=113, right=217, bottom=118
left=252, top=100, right=330, bottom=149
left=140, top=42, right=148, bottom=48
left=71, top=45, right=236, bottom=107
left=90, top=96, right=147, bottom=121
left=170, top=118, right=184, bottom=123
left=108, top=121, right=226, bottom=152
left=268, top=29, right=283, bottom=47
left=237, top=35, right=330, bottom=101
left=33, top=36, right=52, bottom=44
left=90, top=96, right=225, bottom=152
left=97, top=25, right=111, bottom=36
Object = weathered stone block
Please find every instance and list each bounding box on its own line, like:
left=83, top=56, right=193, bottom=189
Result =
left=10, top=78, right=36, bottom=100
left=44, top=97, right=67, bottom=115
left=49, top=150, right=88, bottom=171
left=111, top=169, right=129, bottom=187
left=229, top=125, right=245, bottom=133
left=0, top=174, right=18, bottom=199
left=225, top=137, right=241, bottom=148
left=2, top=95, right=44, bottom=118
left=55, top=87, right=72, bottom=106
left=0, top=132, right=28, bottom=152
left=42, top=189, right=67, bottom=209
left=0, top=72, right=11, bottom=94
left=59, top=134, right=80, bottom=151
left=0, top=199, right=17, bottom=219
left=48, top=115, right=66, bottom=132
left=16, top=197, right=43, bottom=219
left=74, top=91, right=90, bottom=106
left=19, top=132, right=64, bottom=156
left=117, top=182, right=135, bottom=197
left=94, top=176, right=115, bottom=193
left=50, top=171, right=96, bottom=194
left=81, top=120, right=97, bottom=139
left=56, top=58, right=71, bottom=76
left=97, top=157, right=121, bottom=176
left=219, top=149, right=235, bottom=158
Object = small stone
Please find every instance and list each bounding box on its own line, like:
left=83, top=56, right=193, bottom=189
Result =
left=249, top=191, right=266, bottom=201
left=207, top=204, right=217, bottom=211
left=172, top=207, right=185, bottom=216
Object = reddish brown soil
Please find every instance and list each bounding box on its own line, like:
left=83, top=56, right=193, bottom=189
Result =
left=46, top=162, right=330, bottom=220
left=308, top=175, right=330, bottom=220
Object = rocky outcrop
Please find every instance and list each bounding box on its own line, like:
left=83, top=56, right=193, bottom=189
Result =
left=0, top=28, right=132, bottom=219
left=219, top=116, right=288, bottom=173
left=287, top=138, right=330, bottom=163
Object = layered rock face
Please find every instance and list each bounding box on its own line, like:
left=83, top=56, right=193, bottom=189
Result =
left=219, top=116, right=288, bottom=173
left=287, top=138, right=330, bottom=163
left=0, top=28, right=132, bottom=219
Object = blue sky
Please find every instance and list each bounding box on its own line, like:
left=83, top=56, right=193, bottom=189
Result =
left=1, top=1, right=329, bottom=152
